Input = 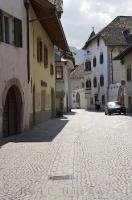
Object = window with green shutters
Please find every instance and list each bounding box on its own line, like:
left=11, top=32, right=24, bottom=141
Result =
left=0, top=9, right=22, bottom=47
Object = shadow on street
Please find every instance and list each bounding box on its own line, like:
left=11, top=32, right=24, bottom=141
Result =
left=0, top=116, right=69, bottom=147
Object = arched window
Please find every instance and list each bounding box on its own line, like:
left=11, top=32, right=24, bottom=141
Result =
left=93, top=57, right=96, bottom=67
left=93, top=77, right=97, bottom=88
left=86, top=80, right=91, bottom=90
left=100, top=75, right=104, bottom=86
left=100, top=53, right=104, bottom=64
left=85, top=61, right=91, bottom=71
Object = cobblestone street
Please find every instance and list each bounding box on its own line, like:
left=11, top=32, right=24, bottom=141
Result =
left=0, top=109, right=132, bottom=200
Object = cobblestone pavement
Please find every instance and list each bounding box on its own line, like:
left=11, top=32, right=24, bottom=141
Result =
left=0, top=110, right=132, bottom=200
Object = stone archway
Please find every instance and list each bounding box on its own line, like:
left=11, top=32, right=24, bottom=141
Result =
left=2, top=79, right=24, bottom=137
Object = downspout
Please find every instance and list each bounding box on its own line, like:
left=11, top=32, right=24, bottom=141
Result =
left=107, top=47, right=114, bottom=102
left=110, top=48, right=114, bottom=84
left=24, top=0, right=30, bottom=83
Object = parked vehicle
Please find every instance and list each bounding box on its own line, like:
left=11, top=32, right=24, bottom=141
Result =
left=105, top=101, right=126, bottom=115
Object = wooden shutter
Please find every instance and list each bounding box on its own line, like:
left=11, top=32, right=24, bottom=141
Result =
left=37, top=38, right=40, bottom=62
left=0, top=9, right=3, bottom=42
left=14, top=18, right=22, bottom=47
left=44, top=44, right=48, bottom=67
left=40, top=40, right=42, bottom=62
left=37, top=38, right=42, bottom=62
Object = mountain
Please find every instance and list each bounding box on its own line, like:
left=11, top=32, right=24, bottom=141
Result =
left=70, top=46, right=85, bottom=65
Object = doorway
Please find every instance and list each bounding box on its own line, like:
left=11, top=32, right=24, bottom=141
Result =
left=51, top=88, right=55, bottom=117
left=76, top=92, right=80, bottom=108
left=3, top=85, right=23, bottom=137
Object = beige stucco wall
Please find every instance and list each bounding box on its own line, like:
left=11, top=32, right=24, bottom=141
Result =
left=112, top=47, right=126, bottom=83
left=123, top=52, right=132, bottom=112
left=0, top=0, right=29, bottom=136
left=71, top=78, right=84, bottom=90
left=56, top=60, right=73, bottom=112
left=29, top=5, right=55, bottom=124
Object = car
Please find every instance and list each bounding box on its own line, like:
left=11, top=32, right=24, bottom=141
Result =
left=105, top=101, right=126, bottom=115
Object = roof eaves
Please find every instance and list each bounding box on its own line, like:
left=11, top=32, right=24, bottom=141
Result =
left=114, top=45, right=132, bottom=60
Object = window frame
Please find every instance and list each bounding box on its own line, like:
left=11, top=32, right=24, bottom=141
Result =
left=1, top=11, right=18, bottom=46
left=37, top=37, right=42, bottom=63
left=93, top=77, right=97, bottom=88
left=44, top=44, right=48, bottom=67
left=100, top=75, right=104, bottom=87
left=86, top=80, right=91, bottom=90
left=127, top=68, right=131, bottom=82
left=100, top=53, right=104, bottom=64
left=93, top=57, right=96, bottom=67
left=56, top=66, right=63, bottom=80
left=85, top=60, right=91, bottom=71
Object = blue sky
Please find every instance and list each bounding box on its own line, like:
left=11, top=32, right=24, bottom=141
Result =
left=61, top=0, right=132, bottom=48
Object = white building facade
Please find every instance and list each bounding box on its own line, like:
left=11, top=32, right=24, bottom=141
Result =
left=84, top=37, right=108, bottom=110
left=0, top=0, right=29, bottom=137
left=83, top=16, right=132, bottom=110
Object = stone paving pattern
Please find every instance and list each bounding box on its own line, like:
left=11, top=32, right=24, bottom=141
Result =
left=0, top=110, right=132, bottom=199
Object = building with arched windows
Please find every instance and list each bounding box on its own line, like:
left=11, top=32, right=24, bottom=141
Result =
left=83, top=16, right=132, bottom=110
left=0, top=0, right=30, bottom=137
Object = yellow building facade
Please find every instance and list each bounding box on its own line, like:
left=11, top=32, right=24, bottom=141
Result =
left=29, top=0, right=69, bottom=126
left=29, top=6, right=55, bottom=125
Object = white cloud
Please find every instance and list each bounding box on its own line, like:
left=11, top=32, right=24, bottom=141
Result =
left=61, top=0, right=132, bottom=48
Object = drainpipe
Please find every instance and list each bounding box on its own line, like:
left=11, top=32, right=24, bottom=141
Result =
left=110, top=48, right=114, bottom=84
left=24, top=0, right=30, bottom=83
left=107, top=48, right=114, bottom=102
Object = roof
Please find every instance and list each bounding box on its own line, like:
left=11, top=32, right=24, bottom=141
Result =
left=55, top=52, right=75, bottom=66
left=70, top=64, right=84, bottom=79
left=30, top=0, right=69, bottom=52
left=114, top=45, right=132, bottom=60
left=83, top=16, right=132, bottom=49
